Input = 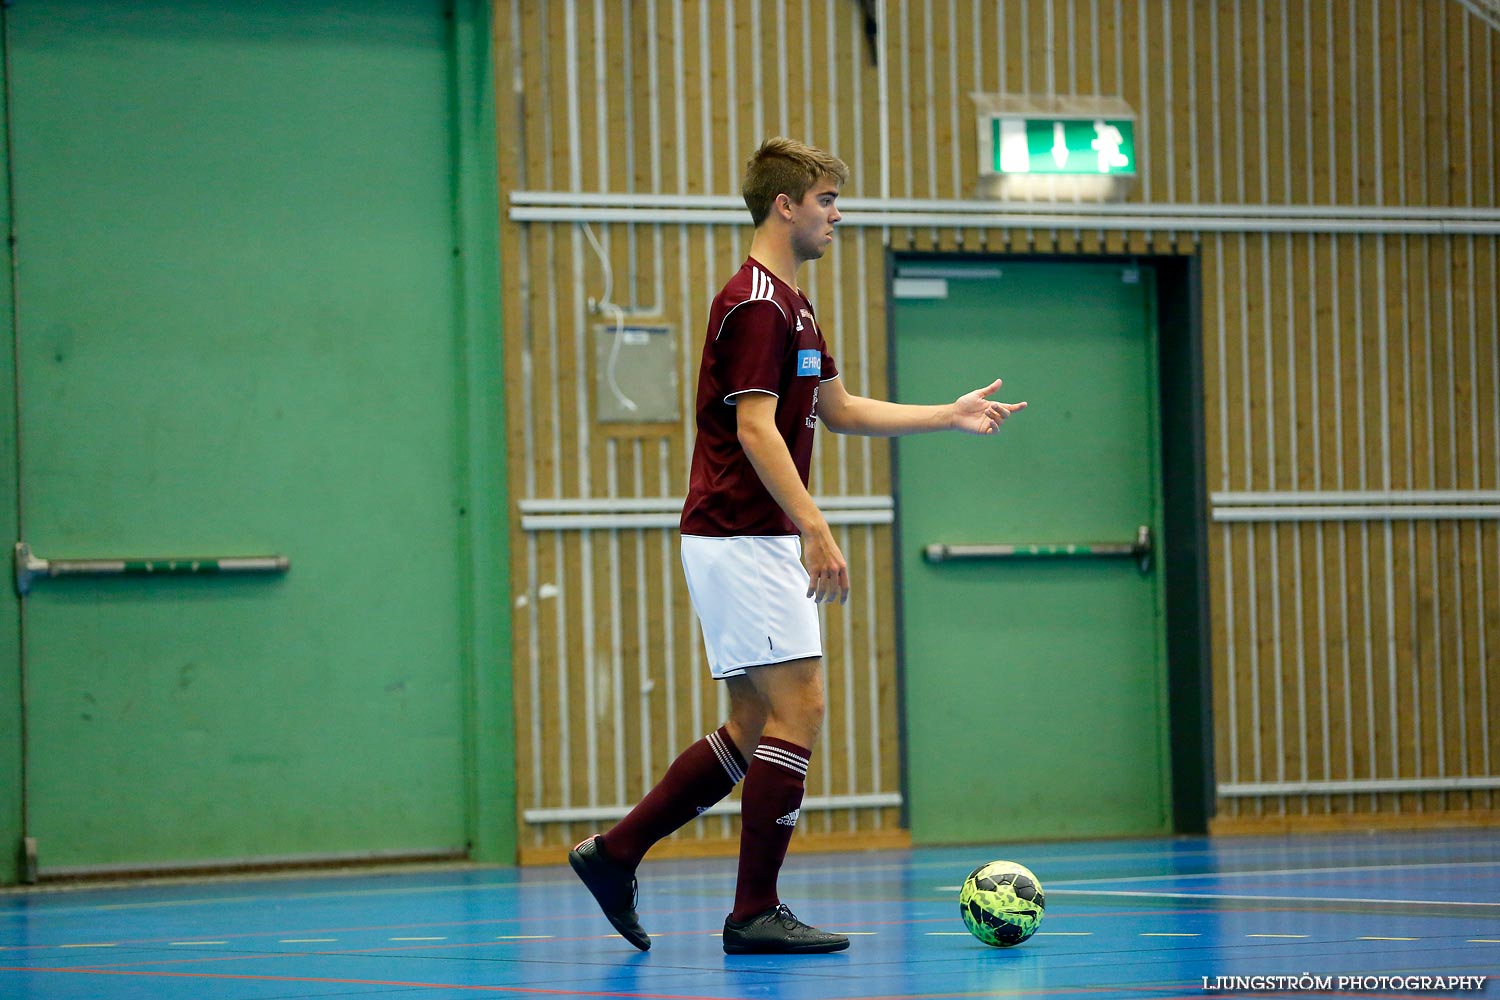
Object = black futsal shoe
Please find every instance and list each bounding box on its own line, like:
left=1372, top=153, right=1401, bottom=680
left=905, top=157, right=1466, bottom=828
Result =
left=568, top=835, right=650, bottom=951
left=722, top=903, right=851, bottom=954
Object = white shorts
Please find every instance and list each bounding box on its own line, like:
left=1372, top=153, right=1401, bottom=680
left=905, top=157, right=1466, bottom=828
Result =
left=680, top=534, right=823, bottom=679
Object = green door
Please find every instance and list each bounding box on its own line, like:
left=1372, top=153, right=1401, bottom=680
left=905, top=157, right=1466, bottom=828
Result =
left=11, top=1, right=472, bottom=872
left=893, top=259, right=1170, bottom=843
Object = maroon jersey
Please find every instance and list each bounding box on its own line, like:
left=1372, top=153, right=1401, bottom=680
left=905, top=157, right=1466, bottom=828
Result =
left=681, top=258, right=839, bottom=537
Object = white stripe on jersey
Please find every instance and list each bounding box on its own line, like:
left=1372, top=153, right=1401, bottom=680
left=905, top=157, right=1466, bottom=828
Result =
left=714, top=267, right=787, bottom=340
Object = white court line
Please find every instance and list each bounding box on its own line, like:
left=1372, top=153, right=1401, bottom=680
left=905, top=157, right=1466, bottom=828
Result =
left=1247, top=934, right=1308, bottom=938
left=390, top=936, right=446, bottom=941
left=14, top=842, right=1491, bottom=919
left=1141, top=933, right=1200, bottom=937
left=496, top=935, right=554, bottom=940
left=1048, top=860, right=1500, bottom=887
left=1360, top=936, right=1418, bottom=941
left=170, top=940, right=229, bottom=946
left=279, top=938, right=337, bottom=943
left=58, top=943, right=117, bottom=949
left=892, top=837, right=1500, bottom=877
left=65, top=880, right=533, bottom=914
left=1051, top=888, right=1500, bottom=908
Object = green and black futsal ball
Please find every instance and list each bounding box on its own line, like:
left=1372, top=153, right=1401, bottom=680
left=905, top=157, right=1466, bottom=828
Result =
left=958, top=860, right=1046, bottom=947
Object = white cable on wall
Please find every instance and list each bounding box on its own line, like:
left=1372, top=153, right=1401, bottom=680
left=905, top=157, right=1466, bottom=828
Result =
left=580, top=221, right=637, bottom=414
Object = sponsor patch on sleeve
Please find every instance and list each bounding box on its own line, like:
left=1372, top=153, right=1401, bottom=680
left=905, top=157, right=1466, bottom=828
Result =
left=796, top=350, right=821, bottom=377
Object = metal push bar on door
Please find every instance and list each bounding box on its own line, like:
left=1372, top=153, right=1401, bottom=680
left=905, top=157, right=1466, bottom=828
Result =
left=924, top=525, right=1153, bottom=573
left=14, top=542, right=289, bottom=596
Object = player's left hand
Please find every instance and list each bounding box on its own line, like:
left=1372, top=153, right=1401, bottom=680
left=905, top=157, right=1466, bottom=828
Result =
left=952, top=378, right=1027, bottom=435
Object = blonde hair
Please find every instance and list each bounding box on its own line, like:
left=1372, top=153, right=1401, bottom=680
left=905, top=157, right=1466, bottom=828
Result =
left=742, top=137, right=850, bottom=226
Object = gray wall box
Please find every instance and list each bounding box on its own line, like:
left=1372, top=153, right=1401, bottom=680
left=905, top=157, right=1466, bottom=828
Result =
left=593, top=324, right=679, bottom=423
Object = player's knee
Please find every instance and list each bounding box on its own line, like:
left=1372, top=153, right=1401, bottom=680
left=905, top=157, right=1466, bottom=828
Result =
left=726, top=709, right=766, bottom=751
left=783, top=692, right=825, bottom=744
left=802, top=688, right=826, bottom=724
left=793, top=673, right=826, bottom=735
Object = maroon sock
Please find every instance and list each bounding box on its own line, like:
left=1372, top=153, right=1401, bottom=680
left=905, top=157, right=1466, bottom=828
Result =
left=731, top=737, right=811, bottom=921
left=599, top=726, right=747, bottom=871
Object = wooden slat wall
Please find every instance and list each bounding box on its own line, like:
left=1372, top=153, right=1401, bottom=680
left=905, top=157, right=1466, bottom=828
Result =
left=494, top=0, right=1500, bottom=862
left=1194, top=0, right=1500, bottom=831
left=496, top=0, right=901, bottom=864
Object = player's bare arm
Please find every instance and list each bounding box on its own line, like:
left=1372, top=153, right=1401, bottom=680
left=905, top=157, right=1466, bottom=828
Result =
left=818, top=376, right=1027, bottom=437
left=735, top=392, right=850, bottom=605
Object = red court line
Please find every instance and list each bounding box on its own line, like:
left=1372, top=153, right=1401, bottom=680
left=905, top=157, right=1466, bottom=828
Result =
left=51, top=929, right=677, bottom=970
left=0, top=915, right=863, bottom=957
left=0, top=903, right=734, bottom=953
left=0, top=965, right=739, bottom=1000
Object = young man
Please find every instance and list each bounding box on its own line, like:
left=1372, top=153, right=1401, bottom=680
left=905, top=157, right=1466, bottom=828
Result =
left=570, top=137, right=1027, bottom=955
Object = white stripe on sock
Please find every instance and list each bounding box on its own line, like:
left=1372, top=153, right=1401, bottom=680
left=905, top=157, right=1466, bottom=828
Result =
left=707, top=731, right=746, bottom=783
left=754, top=744, right=810, bottom=777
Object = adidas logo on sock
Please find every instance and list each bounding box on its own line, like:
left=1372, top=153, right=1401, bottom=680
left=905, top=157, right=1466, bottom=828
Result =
left=775, top=808, right=800, bottom=827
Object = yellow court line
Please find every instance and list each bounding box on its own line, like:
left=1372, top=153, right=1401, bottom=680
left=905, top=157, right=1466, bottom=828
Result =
left=58, top=943, right=117, bottom=949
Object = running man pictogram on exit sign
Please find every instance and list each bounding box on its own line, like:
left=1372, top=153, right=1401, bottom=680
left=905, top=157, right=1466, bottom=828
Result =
left=992, top=117, right=1136, bottom=175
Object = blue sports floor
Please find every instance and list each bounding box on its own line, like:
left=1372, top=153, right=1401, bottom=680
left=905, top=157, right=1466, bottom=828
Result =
left=2, top=829, right=1497, bottom=999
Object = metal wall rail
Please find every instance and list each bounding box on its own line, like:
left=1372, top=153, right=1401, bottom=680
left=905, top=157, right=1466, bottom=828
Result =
left=1210, top=490, right=1500, bottom=523
left=1214, top=490, right=1500, bottom=505
left=519, top=495, right=895, bottom=531
left=511, top=190, right=1500, bottom=221
left=1220, top=776, right=1500, bottom=797
left=509, top=191, right=1500, bottom=235
left=1215, top=506, right=1500, bottom=523
left=524, top=791, right=902, bottom=825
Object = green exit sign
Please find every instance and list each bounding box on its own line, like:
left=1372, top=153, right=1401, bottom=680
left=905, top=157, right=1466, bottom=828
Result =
left=990, top=117, right=1136, bottom=175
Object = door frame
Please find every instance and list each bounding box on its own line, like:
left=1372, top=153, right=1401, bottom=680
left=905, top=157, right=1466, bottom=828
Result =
left=888, top=250, right=1214, bottom=836
left=0, top=4, right=20, bottom=885
left=450, top=0, right=516, bottom=870
left=0, top=0, right=513, bottom=884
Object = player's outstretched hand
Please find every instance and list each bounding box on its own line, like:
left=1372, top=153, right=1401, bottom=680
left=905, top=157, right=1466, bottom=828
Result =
left=952, top=378, right=1027, bottom=435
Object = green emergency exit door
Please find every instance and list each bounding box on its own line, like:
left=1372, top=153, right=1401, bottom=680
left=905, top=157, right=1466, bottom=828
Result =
left=893, top=259, right=1171, bottom=844
left=7, top=0, right=481, bottom=874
